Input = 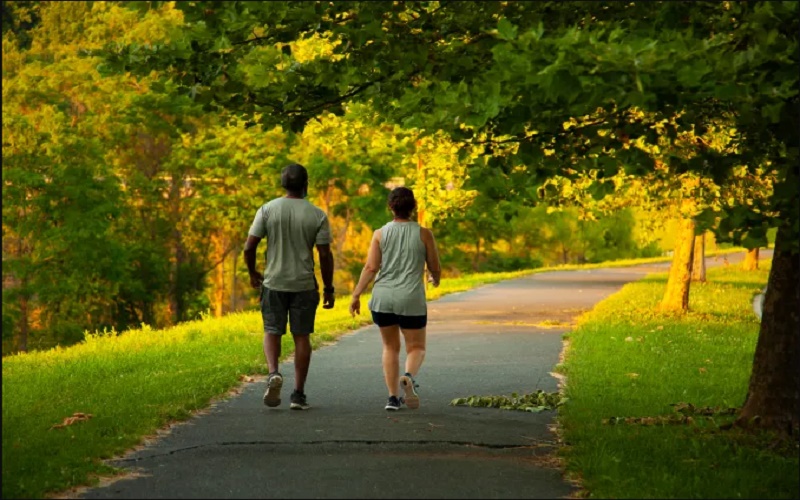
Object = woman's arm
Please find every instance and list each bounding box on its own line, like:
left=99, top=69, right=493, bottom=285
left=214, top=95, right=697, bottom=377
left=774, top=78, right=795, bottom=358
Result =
left=350, top=230, right=382, bottom=316
left=422, top=227, right=441, bottom=287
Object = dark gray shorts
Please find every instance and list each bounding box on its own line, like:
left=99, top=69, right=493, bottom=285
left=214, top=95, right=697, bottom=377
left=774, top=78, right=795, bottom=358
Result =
left=261, top=287, right=320, bottom=336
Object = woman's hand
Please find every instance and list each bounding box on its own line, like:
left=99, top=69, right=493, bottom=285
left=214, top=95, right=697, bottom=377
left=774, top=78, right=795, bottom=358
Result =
left=349, top=295, right=361, bottom=317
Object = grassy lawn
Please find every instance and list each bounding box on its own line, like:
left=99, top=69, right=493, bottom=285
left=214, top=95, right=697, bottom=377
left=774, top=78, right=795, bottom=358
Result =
left=558, top=261, right=799, bottom=499
left=2, top=268, right=538, bottom=499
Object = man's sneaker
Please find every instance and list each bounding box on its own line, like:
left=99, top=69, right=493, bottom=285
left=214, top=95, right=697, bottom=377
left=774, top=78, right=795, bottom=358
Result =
left=400, top=373, right=420, bottom=409
left=385, top=395, right=402, bottom=411
left=263, top=372, right=283, bottom=407
left=290, top=390, right=311, bottom=410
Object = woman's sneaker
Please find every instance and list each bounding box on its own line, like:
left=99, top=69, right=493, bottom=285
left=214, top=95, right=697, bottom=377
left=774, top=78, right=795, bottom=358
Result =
left=385, top=395, right=402, bottom=411
left=263, top=372, right=283, bottom=407
left=290, top=390, right=310, bottom=410
left=400, top=373, right=420, bottom=409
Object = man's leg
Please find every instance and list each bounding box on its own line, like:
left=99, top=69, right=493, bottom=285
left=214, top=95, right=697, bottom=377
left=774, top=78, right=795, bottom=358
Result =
left=292, top=334, right=312, bottom=393
left=286, top=290, right=320, bottom=410
left=262, top=288, right=288, bottom=407
left=262, top=288, right=288, bottom=373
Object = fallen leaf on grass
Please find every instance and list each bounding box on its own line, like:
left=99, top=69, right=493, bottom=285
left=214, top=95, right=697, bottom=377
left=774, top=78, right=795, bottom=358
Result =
left=699, top=367, right=708, bottom=374
left=50, top=412, right=93, bottom=430
left=624, top=337, right=634, bottom=342
left=626, top=373, right=640, bottom=379
left=239, top=375, right=255, bottom=383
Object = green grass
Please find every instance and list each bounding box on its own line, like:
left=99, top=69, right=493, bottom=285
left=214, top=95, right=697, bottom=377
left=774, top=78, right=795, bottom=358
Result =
left=558, top=261, right=799, bottom=499
left=1, top=268, right=538, bottom=499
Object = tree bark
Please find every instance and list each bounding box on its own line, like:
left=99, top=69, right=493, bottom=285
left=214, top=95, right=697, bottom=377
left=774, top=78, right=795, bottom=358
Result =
left=212, top=233, right=226, bottom=317
left=660, top=218, right=696, bottom=313
left=737, top=224, right=799, bottom=435
left=336, top=207, right=351, bottom=266
left=168, top=227, right=184, bottom=325
left=16, top=286, right=29, bottom=353
left=742, top=247, right=760, bottom=271
left=230, top=251, right=238, bottom=313
left=12, top=236, right=30, bottom=352
left=691, top=233, right=706, bottom=283
left=472, top=238, right=481, bottom=271
left=168, top=174, right=184, bottom=325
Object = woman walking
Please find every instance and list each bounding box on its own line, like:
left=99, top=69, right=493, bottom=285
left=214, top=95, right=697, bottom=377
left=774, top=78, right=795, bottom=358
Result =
left=349, top=187, right=441, bottom=411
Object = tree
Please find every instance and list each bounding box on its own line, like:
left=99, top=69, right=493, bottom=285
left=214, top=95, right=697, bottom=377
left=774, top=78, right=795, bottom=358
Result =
left=95, top=0, right=799, bottom=434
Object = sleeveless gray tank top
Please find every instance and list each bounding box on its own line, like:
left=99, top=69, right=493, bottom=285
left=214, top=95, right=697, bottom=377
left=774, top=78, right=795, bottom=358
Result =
left=368, top=221, right=427, bottom=316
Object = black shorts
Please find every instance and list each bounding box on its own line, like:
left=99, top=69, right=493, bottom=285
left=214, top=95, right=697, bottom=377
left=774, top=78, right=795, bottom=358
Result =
left=261, top=287, right=320, bottom=336
left=370, top=311, right=427, bottom=329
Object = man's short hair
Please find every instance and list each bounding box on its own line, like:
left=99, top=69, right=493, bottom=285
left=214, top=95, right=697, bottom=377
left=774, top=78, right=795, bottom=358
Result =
left=281, top=163, right=308, bottom=192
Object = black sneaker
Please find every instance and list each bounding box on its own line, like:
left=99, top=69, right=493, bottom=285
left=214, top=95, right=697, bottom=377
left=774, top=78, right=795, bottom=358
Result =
left=263, top=372, right=283, bottom=407
left=400, top=373, right=420, bottom=409
left=385, top=395, right=402, bottom=411
left=290, top=390, right=310, bottom=410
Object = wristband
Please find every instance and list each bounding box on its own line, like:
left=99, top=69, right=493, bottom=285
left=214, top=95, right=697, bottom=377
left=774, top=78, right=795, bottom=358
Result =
left=323, top=286, right=335, bottom=294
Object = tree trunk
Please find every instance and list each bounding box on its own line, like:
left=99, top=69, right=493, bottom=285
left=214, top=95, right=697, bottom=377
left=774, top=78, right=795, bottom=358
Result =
left=472, top=238, right=481, bottom=272
left=336, top=207, right=351, bottom=266
left=230, top=251, right=238, bottom=313
left=168, top=227, right=184, bottom=325
left=168, top=173, right=183, bottom=325
left=737, top=224, right=799, bottom=435
left=11, top=235, right=30, bottom=353
left=16, top=287, right=29, bottom=353
left=691, top=233, right=706, bottom=283
left=212, top=233, right=226, bottom=317
left=660, top=218, right=696, bottom=313
left=742, top=247, right=760, bottom=271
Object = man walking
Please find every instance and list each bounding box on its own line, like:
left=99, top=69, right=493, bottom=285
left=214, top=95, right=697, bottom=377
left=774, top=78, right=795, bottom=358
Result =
left=244, top=163, right=335, bottom=410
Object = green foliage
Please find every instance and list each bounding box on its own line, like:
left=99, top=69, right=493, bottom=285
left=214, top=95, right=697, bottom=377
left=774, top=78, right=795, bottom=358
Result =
left=101, top=1, right=796, bottom=251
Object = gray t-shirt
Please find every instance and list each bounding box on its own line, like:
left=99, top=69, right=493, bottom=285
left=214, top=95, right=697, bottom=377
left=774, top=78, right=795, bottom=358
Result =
left=248, top=197, right=331, bottom=292
left=368, top=221, right=427, bottom=316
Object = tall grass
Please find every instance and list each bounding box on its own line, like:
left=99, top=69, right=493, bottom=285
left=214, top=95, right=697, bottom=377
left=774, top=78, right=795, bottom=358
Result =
left=558, top=261, right=798, bottom=499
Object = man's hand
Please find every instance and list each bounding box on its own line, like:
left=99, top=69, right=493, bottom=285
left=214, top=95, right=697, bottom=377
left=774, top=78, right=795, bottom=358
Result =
left=427, top=272, right=440, bottom=288
left=322, top=291, right=335, bottom=309
left=249, top=271, right=263, bottom=289
left=349, top=295, right=360, bottom=317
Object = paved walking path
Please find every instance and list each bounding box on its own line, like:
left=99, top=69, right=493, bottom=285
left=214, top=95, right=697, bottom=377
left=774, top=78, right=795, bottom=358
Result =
left=78, top=252, right=767, bottom=499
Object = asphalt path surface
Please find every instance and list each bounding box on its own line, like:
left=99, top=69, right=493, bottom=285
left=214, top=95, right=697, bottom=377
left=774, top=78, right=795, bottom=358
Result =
left=78, top=252, right=768, bottom=499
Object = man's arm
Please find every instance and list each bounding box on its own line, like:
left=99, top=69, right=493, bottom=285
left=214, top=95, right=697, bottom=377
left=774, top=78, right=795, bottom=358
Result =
left=244, top=235, right=263, bottom=289
left=317, top=243, right=335, bottom=309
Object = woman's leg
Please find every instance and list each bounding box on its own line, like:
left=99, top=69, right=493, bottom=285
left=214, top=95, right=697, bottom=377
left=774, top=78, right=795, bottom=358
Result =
left=400, top=327, right=426, bottom=377
left=399, top=327, right=426, bottom=409
left=379, top=325, right=402, bottom=396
